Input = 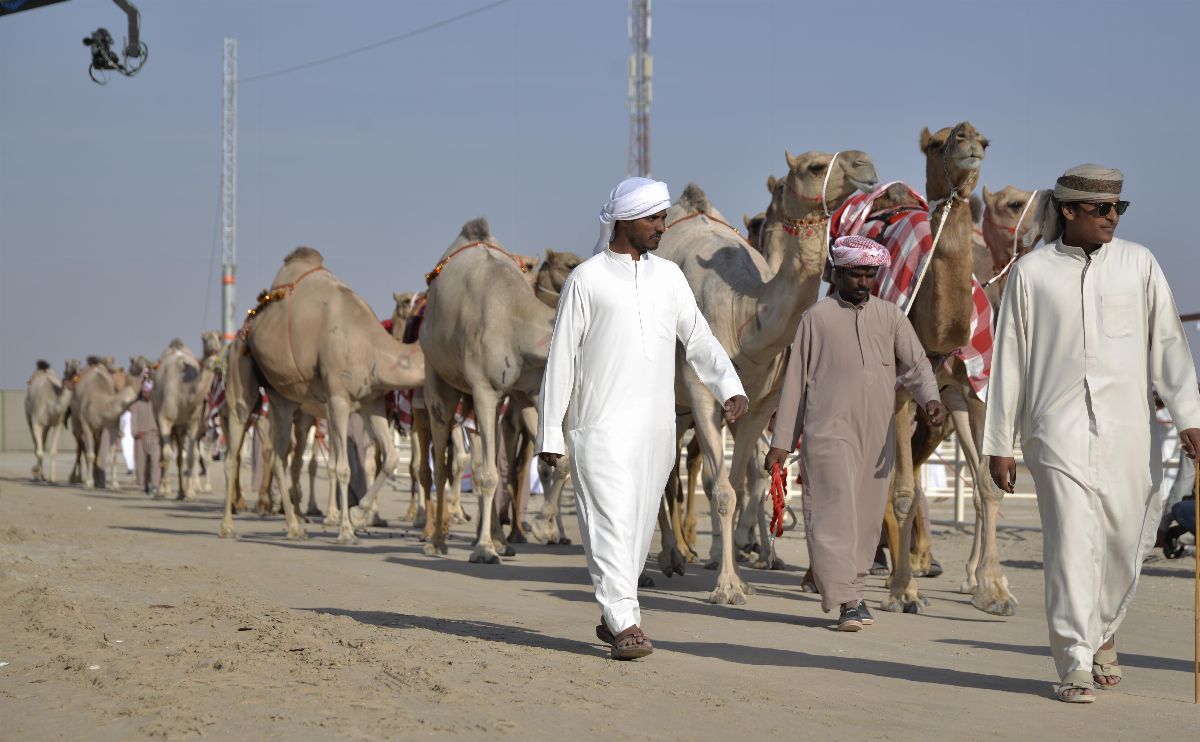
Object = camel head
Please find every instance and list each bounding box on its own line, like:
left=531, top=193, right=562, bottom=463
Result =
left=534, top=249, right=583, bottom=307
left=64, top=359, right=80, bottom=378
left=200, top=330, right=222, bottom=359
left=128, top=355, right=150, bottom=377
left=873, top=183, right=925, bottom=213
left=35, top=359, right=51, bottom=373
left=781, top=150, right=878, bottom=218
left=100, top=356, right=118, bottom=372
left=921, top=122, right=988, bottom=200
left=981, top=185, right=1037, bottom=265
left=743, top=212, right=766, bottom=252
left=392, top=291, right=420, bottom=327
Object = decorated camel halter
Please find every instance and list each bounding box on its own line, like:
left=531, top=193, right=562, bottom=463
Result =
left=425, top=241, right=528, bottom=286
left=979, top=189, right=1039, bottom=290
left=778, top=150, right=841, bottom=239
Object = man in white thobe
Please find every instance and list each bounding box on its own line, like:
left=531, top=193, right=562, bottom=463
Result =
left=983, top=164, right=1200, bottom=703
left=537, top=177, right=747, bottom=660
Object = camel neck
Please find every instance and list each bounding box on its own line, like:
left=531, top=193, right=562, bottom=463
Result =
left=735, top=231, right=825, bottom=366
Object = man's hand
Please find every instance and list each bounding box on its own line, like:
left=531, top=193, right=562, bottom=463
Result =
left=538, top=452, right=562, bottom=467
left=1180, top=428, right=1199, bottom=459
left=724, top=395, right=749, bottom=424
left=989, top=455, right=1017, bottom=494
left=925, top=400, right=948, bottom=427
left=764, top=446, right=789, bottom=473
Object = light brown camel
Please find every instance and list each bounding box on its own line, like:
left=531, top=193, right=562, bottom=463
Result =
left=68, top=357, right=141, bottom=490
left=25, top=359, right=79, bottom=483
left=974, top=185, right=1037, bottom=310
left=217, top=247, right=425, bottom=544
left=882, top=122, right=1018, bottom=617
left=153, top=332, right=221, bottom=500
left=654, top=149, right=878, bottom=604
left=420, top=218, right=572, bottom=562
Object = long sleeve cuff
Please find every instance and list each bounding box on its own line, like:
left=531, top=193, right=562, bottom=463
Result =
left=536, top=428, right=566, bottom=456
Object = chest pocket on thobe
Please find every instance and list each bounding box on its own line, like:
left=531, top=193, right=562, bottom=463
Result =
left=1101, top=293, right=1135, bottom=338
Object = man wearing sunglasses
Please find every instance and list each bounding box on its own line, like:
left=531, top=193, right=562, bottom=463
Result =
left=983, top=164, right=1200, bottom=703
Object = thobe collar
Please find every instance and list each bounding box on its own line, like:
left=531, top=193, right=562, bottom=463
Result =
left=603, top=248, right=646, bottom=264
left=833, top=293, right=870, bottom=311
left=1053, top=239, right=1111, bottom=262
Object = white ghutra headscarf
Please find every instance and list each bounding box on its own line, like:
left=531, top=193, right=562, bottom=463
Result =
left=593, top=177, right=671, bottom=255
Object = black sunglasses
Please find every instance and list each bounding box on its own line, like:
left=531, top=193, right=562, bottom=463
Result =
left=1074, top=201, right=1130, bottom=217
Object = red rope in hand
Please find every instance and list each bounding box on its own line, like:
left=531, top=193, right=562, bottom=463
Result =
left=769, top=462, right=788, bottom=538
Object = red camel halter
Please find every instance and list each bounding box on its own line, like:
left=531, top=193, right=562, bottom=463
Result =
left=768, top=462, right=788, bottom=539
left=425, top=241, right=528, bottom=286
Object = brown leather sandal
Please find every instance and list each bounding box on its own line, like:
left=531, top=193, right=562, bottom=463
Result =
left=609, top=625, right=653, bottom=660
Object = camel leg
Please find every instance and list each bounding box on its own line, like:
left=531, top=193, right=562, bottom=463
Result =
left=262, top=393, right=305, bottom=541
left=910, top=479, right=933, bottom=575
left=958, top=393, right=1018, bottom=616
left=256, top=416, right=277, bottom=515
left=349, top=398, right=401, bottom=529
left=81, top=426, right=98, bottom=490
left=423, top=373, right=460, bottom=555
left=747, top=433, right=784, bottom=571
left=683, top=435, right=702, bottom=549
left=30, top=422, right=46, bottom=481
left=219, top=348, right=258, bottom=536
left=465, top=389, right=503, bottom=564
left=656, top=490, right=686, bottom=578
left=446, top=422, right=471, bottom=524
left=881, top=398, right=926, bottom=613
left=667, top=427, right=698, bottom=563
left=289, top=415, right=313, bottom=516
left=320, top=394, right=357, bottom=545
left=688, top=383, right=752, bottom=605
left=178, top=430, right=199, bottom=501
left=506, top=403, right=537, bottom=543
left=882, top=500, right=899, bottom=586
left=405, top=427, right=421, bottom=522
left=412, top=408, right=433, bottom=529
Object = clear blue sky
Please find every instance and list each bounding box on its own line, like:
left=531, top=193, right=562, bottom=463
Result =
left=2, top=0, right=1198, bottom=387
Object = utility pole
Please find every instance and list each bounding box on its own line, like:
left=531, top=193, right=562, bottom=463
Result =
left=627, top=0, right=651, bottom=177
left=220, top=38, right=238, bottom=341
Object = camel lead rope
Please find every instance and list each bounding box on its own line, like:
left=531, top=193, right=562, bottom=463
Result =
left=769, top=462, right=787, bottom=539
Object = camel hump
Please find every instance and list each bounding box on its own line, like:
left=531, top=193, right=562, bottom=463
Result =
left=284, top=246, right=324, bottom=265
left=677, top=183, right=712, bottom=214
left=169, top=337, right=185, bottom=350
left=459, top=217, right=491, bottom=242
left=36, top=359, right=51, bottom=371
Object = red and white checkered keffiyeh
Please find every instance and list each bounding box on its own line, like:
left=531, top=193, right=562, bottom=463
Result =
left=830, top=182, right=993, bottom=398
left=831, top=235, right=890, bottom=267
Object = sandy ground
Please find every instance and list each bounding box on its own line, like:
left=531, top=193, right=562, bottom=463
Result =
left=1, top=450, right=1198, bottom=741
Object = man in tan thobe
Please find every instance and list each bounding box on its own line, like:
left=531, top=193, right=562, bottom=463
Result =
left=766, top=236, right=946, bottom=631
left=130, top=379, right=161, bottom=496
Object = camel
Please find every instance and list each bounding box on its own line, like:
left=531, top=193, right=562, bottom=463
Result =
left=653, top=150, right=878, bottom=604
left=881, top=122, right=1018, bottom=617
left=25, top=359, right=79, bottom=482
left=218, top=246, right=424, bottom=544
left=742, top=212, right=767, bottom=253
left=420, top=218, right=572, bottom=562
left=68, top=357, right=141, bottom=490
left=974, top=185, right=1037, bottom=310
left=153, top=332, right=221, bottom=500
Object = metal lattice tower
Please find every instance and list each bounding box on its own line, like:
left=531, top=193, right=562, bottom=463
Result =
left=220, top=38, right=238, bottom=341
left=627, top=0, right=651, bottom=177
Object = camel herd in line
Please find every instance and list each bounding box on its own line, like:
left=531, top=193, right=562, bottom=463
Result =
left=25, top=121, right=1041, bottom=619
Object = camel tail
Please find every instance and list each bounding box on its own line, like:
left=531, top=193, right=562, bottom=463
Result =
left=459, top=217, right=491, bottom=242
left=677, top=183, right=712, bottom=215
left=35, top=359, right=51, bottom=371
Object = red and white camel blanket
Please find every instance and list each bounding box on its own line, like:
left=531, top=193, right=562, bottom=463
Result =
left=830, top=181, right=993, bottom=398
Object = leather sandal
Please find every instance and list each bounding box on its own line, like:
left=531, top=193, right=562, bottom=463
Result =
left=1092, top=646, right=1122, bottom=689
left=1054, top=670, right=1096, bottom=703
left=609, top=625, right=653, bottom=660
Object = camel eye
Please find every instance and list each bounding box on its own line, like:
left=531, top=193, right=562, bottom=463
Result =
left=1009, top=201, right=1024, bottom=211
left=808, top=163, right=825, bottom=173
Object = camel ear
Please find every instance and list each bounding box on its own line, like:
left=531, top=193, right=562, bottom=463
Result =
left=743, top=213, right=752, bottom=229
left=393, top=292, right=403, bottom=304
left=544, top=248, right=556, bottom=259
left=766, top=174, right=777, bottom=192
left=785, top=150, right=797, bottom=170
left=919, top=127, right=933, bottom=152
left=982, top=185, right=993, bottom=204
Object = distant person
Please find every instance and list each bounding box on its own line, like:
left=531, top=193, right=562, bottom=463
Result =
left=537, top=176, right=747, bottom=660
left=130, top=379, right=161, bottom=497
left=984, top=164, right=1200, bottom=703
left=765, top=236, right=946, bottom=631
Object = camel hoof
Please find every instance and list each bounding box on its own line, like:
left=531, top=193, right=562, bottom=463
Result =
left=703, top=559, right=719, bottom=571
left=217, top=523, right=236, bottom=539
left=657, top=547, right=686, bottom=578
left=287, top=528, right=308, bottom=541
left=507, top=530, right=527, bottom=544
left=958, top=579, right=977, bottom=595
left=638, top=572, right=656, bottom=588
left=255, top=501, right=272, bottom=516
left=971, top=589, right=1018, bottom=617
left=751, top=555, right=785, bottom=571
left=335, top=532, right=357, bottom=546
left=494, top=543, right=516, bottom=557
left=348, top=506, right=372, bottom=530
left=879, top=596, right=904, bottom=613
left=83, top=481, right=95, bottom=490
left=422, top=542, right=438, bottom=556
left=902, top=600, right=924, bottom=615
left=707, top=578, right=749, bottom=606
left=469, top=544, right=501, bottom=564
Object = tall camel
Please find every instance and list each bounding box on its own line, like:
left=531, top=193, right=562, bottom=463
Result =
left=69, top=357, right=141, bottom=489
left=881, top=122, right=1018, bottom=616
left=654, top=150, right=878, bottom=604
left=153, top=332, right=221, bottom=500
left=217, top=247, right=425, bottom=544
left=420, top=218, right=572, bottom=562
left=25, top=359, right=79, bottom=482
